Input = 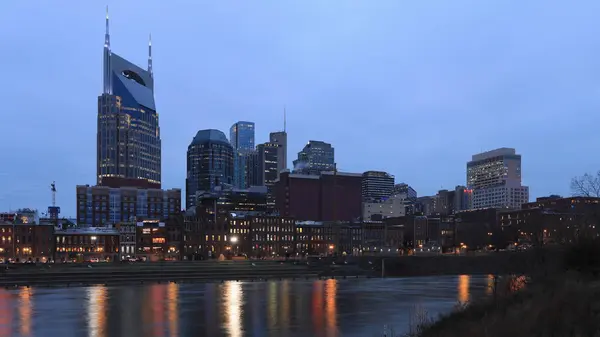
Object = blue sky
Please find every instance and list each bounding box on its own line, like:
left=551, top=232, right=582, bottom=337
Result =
left=2, top=1, right=600, bottom=217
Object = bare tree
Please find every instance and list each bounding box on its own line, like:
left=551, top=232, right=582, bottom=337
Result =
left=571, top=171, right=600, bottom=197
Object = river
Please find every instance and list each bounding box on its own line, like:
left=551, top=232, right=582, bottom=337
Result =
left=0, top=275, right=493, bottom=337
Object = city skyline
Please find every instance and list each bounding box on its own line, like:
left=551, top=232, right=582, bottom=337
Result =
left=3, top=1, right=600, bottom=216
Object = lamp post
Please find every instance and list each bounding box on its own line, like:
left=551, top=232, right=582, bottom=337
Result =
left=230, top=236, right=238, bottom=256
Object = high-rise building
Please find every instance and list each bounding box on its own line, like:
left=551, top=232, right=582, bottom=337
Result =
left=230, top=121, right=255, bottom=188
left=229, top=121, right=255, bottom=152
left=270, top=131, right=287, bottom=174
left=257, top=142, right=279, bottom=212
left=467, top=148, right=529, bottom=209
left=257, top=143, right=279, bottom=186
left=97, top=9, right=161, bottom=189
left=186, top=129, right=234, bottom=209
left=453, top=185, right=472, bottom=212
left=292, top=140, right=335, bottom=175
left=361, top=171, right=395, bottom=201
left=75, top=185, right=181, bottom=226
left=393, top=183, right=417, bottom=201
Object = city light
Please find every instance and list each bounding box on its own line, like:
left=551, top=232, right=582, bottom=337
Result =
left=230, top=236, right=238, bottom=243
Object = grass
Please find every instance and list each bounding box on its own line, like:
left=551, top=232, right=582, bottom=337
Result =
left=397, top=238, right=600, bottom=337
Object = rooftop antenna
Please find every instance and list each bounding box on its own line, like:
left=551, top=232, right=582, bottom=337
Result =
left=50, top=181, right=57, bottom=207
left=148, top=33, right=153, bottom=77
left=283, top=106, right=287, bottom=132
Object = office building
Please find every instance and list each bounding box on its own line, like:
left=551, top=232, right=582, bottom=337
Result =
left=270, top=131, right=287, bottom=174
left=362, top=195, right=406, bottom=221
left=393, top=183, right=417, bottom=201
left=467, top=148, right=529, bottom=209
left=292, top=140, right=335, bottom=175
left=75, top=185, right=181, bottom=226
left=97, top=10, right=161, bottom=189
left=256, top=142, right=279, bottom=186
left=186, top=129, right=234, bottom=209
left=361, top=171, right=395, bottom=201
left=453, top=185, right=473, bottom=212
left=230, top=122, right=256, bottom=188
left=275, top=170, right=362, bottom=221
left=229, top=121, right=255, bottom=152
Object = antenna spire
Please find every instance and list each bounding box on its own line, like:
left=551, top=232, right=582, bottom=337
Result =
left=148, top=33, right=153, bottom=77
left=284, top=106, right=287, bottom=132
left=104, top=6, right=110, bottom=49
left=103, top=6, right=112, bottom=94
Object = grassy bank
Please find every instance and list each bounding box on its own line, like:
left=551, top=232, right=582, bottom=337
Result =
left=406, top=239, right=600, bottom=337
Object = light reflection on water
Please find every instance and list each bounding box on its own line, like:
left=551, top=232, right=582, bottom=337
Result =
left=0, top=275, right=492, bottom=337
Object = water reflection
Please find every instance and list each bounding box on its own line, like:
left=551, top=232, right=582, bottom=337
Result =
left=324, top=279, right=338, bottom=337
left=167, top=282, right=178, bottom=337
left=0, top=289, right=12, bottom=337
left=458, top=275, right=470, bottom=303
left=486, top=274, right=495, bottom=296
left=18, top=287, right=33, bottom=337
left=87, top=286, right=107, bottom=337
left=222, top=281, right=243, bottom=337
left=4, top=276, right=493, bottom=337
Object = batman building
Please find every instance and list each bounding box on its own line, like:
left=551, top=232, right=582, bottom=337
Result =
left=97, top=10, right=161, bottom=189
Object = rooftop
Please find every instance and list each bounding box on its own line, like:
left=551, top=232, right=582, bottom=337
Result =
left=190, top=129, right=230, bottom=146
left=55, top=227, right=120, bottom=235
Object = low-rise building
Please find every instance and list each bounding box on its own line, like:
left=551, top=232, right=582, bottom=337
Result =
left=115, top=222, right=136, bottom=259
left=362, top=195, right=406, bottom=221
left=54, top=227, right=119, bottom=262
left=0, top=223, right=54, bottom=262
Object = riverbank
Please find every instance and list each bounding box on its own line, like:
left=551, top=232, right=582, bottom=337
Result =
left=404, top=240, right=600, bottom=337
left=0, top=260, right=373, bottom=287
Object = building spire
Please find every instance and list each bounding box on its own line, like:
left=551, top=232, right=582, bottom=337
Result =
left=104, top=5, right=110, bottom=49
left=148, top=33, right=153, bottom=77
left=103, top=6, right=112, bottom=94
left=284, top=105, right=287, bottom=132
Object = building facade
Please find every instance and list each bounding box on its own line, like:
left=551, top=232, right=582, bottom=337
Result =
left=186, top=129, right=234, bottom=209
left=97, top=12, right=161, bottom=189
left=55, top=227, right=120, bottom=262
left=467, top=148, right=529, bottom=209
left=269, top=131, right=287, bottom=175
left=275, top=170, right=362, bottom=221
left=0, top=223, right=54, bottom=262
left=393, top=183, right=417, bottom=201
left=362, top=195, right=406, bottom=221
left=230, top=121, right=256, bottom=188
left=75, top=185, right=181, bottom=226
left=292, top=140, right=335, bottom=175
left=361, top=171, right=395, bottom=201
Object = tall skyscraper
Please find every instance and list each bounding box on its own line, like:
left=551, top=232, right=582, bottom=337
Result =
left=257, top=142, right=279, bottom=212
left=361, top=171, right=395, bottom=201
left=467, top=148, right=529, bottom=209
left=292, top=140, right=335, bottom=175
left=229, top=121, right=255, bottom=152
left=230, top=121, right=255, bottom=188
left=270, top=131, right=287, bottom=174
left=97, top=8, right=161, bottom=189
left=186, top=129, right=234, bottom=209
left=269, top=107, right=288, bottom=175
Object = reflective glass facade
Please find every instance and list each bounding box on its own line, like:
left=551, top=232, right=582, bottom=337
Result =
left=292, top=140, right=335, bottom=175
left=97, top=17, right=161, bottom=188
left=186, top=130, right=235, bottom=209
left=230, top=122, right=255, bottom=188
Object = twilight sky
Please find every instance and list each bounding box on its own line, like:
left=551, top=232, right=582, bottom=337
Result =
left=2, top=1, right=600, bottom=217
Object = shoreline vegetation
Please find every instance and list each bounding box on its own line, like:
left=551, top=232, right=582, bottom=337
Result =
left=397, top=238, right=600, bottom=337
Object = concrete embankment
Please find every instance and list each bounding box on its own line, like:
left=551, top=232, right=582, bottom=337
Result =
left=0, top=260, right=373, bottom=287
left=357, top=250, right=561, bottom=277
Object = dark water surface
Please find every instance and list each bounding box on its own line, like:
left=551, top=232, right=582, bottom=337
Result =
left=0, top=275, right=493, bottom=337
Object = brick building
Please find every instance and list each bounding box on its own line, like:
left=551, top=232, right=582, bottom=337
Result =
left=0, top=224, right=54, bottom=262
left=275, top=170, right=362, bottom=221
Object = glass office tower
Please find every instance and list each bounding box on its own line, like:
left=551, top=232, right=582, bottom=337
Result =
left=230, top=121, right=255, bottom=188
left=97, top=10, right=161, bottom=188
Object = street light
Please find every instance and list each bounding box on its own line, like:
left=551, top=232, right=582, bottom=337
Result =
left=230, top=236, right=238, bottom=256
